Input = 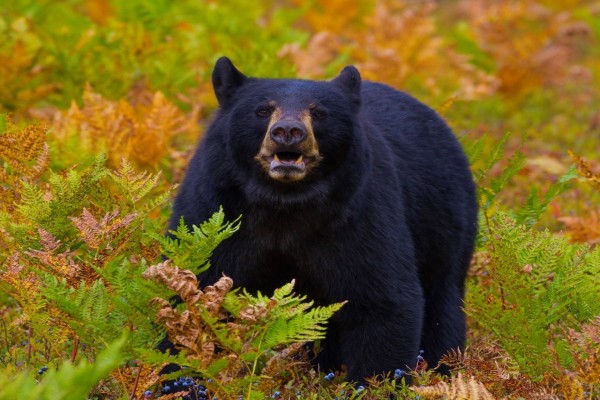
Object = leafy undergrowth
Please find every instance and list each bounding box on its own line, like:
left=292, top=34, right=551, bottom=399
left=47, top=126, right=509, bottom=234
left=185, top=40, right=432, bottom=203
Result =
left=1, top=0, right=600, bottom=399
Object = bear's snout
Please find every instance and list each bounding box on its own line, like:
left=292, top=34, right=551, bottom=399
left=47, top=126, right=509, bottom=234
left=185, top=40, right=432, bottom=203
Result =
left=255, top=108, right=322, bottom=182
left=270, top=120, right=307, bottom=146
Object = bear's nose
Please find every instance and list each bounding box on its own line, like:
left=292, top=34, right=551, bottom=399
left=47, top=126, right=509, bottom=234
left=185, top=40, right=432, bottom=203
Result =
left=270, top=121, right=307, bottom=145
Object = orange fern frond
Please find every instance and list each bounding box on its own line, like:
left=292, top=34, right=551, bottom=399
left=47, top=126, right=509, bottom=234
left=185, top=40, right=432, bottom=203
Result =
left=569, top=151, right=600, bottom=192
left=0, top=253, right=42, bottom=318
left=25, top=228, right=83, bottom=283
left=0, top=117, right=48, bottom=179
left=51, top=85, right=199, bottom=168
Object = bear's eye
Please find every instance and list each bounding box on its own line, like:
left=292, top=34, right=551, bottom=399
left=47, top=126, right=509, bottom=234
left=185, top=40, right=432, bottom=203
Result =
left=310, top=108, right=327, bottom=120
left=256, top=107, right=273, bottom=118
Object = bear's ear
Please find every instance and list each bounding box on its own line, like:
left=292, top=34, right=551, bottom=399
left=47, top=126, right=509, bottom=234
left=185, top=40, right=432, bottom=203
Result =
left=332, top=65, right=361, bottom=110
left=212, top=57, right=247, bottom=108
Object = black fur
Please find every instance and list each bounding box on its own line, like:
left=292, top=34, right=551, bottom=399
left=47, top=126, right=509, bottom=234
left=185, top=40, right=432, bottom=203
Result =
left=169, top=57, right=478, bottom=383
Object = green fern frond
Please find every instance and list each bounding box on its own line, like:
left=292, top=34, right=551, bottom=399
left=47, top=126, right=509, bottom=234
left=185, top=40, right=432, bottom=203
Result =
left=141, top=183, right=178, bottom=215
left=109, top=157, right=161, bottom=205
left=513, top=169, right=574, bottom=226
left=261, top=302, right=345, bottom=349
left=150, top=207, right=241, bottom=273
left=459, top=133, right=487, bottom=167
left=17, top=181, right=51, bottom=224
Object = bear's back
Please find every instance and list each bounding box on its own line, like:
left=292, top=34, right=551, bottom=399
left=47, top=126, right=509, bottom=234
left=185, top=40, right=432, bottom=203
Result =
left=358, top=81, right=477, bottom=280
left=359, top=81, right=472, bottom=190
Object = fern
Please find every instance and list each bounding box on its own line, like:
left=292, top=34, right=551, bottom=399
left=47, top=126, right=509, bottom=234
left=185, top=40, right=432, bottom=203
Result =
left=460, top=133, right=526, bottom=213
left=512, top=165, right=576, bottom=227
left=150, top=207, right=241, bottom=273
left=109, top=157, right=162, bottom=205
left=142, top=261, right=345, bottom=399
left=467, top=212, right=600, bottom=379
left=411, top=372, right=495, bottom=400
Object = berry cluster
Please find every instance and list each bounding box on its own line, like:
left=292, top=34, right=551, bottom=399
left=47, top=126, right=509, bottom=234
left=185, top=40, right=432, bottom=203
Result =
left=157, top=377, right=210, bottom=400
left=394, top=368, right=404, bottom=379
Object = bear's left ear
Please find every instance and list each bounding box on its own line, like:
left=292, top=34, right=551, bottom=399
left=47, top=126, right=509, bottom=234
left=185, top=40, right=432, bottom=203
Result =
left=332, top=65, right=361, bottom=110
left=212, top=56, right=247, bottom=108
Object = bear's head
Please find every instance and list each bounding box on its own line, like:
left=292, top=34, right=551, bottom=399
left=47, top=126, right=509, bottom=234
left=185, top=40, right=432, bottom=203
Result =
left=211, top=57, right=364, bottom=204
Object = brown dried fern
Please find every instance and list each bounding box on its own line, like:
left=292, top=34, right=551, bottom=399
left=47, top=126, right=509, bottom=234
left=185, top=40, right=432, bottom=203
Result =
left=69, top=207, right=137, bottom=251
left=142, top=261, right=234, bottom=368
left=437, top=340, right=553, bottom=399
left=411, top=372, right=495, bottom=400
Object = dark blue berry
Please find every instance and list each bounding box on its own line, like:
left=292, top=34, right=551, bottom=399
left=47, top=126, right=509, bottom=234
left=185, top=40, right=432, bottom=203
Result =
left=37, top=366, right=48, bottom=375
left=143, top=390, right=152, bottom=397
left=272, top=391, right=281, bottom=398
left=356, top=385, right=365, bottom=392
left=162, top=385, right=171, bottom=393
left=394, top=368, right=404, bottom=379
left=324, top=372, right=335, bottom=381
left=419, top=349, right=424, bottom=355
left=417, top=355, right=424, bottom=362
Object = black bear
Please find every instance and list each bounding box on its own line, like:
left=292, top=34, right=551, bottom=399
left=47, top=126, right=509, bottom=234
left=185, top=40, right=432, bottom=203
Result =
left=170, top=57, right=478, bottom=383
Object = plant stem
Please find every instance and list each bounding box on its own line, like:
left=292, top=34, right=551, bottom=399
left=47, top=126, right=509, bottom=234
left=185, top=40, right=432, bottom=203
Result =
left=27, top=326, right=32, bottom=363
left=246, top=329, right=267, bottom=400
left=70, top=337, right=79, bottom=363
left=129, top=362, right=142, bottom=400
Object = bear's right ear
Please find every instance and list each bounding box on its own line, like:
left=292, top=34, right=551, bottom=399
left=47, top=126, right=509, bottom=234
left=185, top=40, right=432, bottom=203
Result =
left=212, top=57, right=247, bottom=108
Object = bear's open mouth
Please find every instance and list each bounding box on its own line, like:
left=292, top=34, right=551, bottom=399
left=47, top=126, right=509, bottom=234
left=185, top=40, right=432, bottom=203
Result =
left=266, top=152, right=308, bottom=171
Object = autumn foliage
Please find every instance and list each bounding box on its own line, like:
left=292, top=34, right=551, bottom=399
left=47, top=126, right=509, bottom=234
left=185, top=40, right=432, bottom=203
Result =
left=1, top=0, right=599, bottom=399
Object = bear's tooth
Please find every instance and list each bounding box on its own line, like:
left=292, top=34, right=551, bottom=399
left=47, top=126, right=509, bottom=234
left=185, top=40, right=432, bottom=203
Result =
left=295, top=155, right=303, bottom=165
left=273, top=153, right=281, bottom=163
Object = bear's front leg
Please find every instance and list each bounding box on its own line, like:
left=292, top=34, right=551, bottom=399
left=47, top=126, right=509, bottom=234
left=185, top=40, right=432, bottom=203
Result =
left=331, top=296, right=425, bottom=384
